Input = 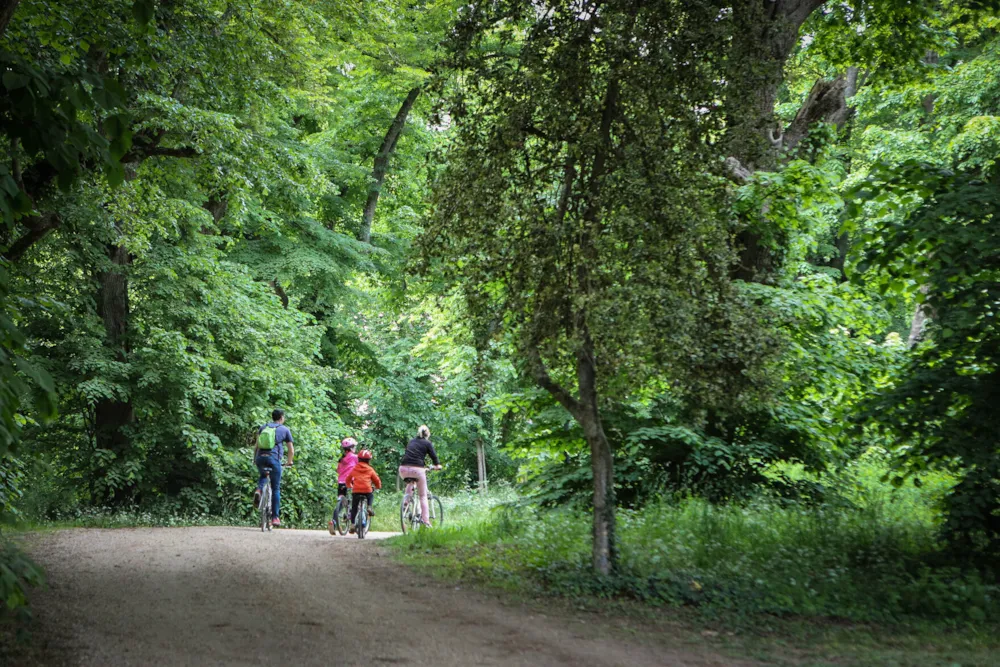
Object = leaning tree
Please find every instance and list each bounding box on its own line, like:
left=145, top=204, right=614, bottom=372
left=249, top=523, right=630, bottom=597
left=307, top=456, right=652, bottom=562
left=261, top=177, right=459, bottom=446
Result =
left=422, top=0, right=775, bottom=574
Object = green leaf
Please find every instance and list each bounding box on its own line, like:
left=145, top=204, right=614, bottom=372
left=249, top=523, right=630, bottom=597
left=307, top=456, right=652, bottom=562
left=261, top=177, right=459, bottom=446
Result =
left=105, top=162, right=125, bottom=188
left=2, top=72, right=30, bottom=91
left=132, top=0, right=155, bottom=25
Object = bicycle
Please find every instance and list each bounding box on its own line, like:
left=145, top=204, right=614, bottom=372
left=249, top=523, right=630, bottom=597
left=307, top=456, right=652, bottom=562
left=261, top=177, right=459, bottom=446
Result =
left=331, top=488, right=351, bottom=536
left=353, top=490, right=375, bottom=539
left=399, top=472, right=443, bottom=534
left=257, top=462, right=292, bottom=532
left=258, top=466, right=275, bottom=532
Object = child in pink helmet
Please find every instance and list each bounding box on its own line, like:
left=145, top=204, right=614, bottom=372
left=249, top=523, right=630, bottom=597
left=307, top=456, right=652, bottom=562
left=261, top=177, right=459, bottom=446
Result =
left=336, top=438, right=359, bottom=497
left=328, top=438, right=359, bottom=534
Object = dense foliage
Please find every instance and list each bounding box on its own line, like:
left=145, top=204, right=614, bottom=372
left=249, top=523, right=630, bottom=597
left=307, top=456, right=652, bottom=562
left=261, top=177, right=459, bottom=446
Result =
left=0, top=0, right=999, bottom=625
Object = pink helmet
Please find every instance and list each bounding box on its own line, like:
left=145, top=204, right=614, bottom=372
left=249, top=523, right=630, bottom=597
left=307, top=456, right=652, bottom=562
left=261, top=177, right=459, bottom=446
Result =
left=341, top=437, right=357, bottom=449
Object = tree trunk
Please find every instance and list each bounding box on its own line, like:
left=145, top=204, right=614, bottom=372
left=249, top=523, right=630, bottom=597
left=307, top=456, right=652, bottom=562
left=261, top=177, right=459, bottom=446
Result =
left=585, top=418, right=615, bottom=574
left=576, top=343, right=616, bottom=575
left=359, top=87, right=421, bottom=243
left=725, top=0, right=828, bottom=282
left=475, top=438, right=487, bottom=494
left=830, top=230, right=850, bottom=282
left=472, top=342, right=490, bottom=494
left=908, top=285, right=931, bottom=347
left=203, top=195, right=228, bottom=225
left=525, top=333, right=617, bottom=575
left=0, top=0, right=21, bottom=38
left=94, top=242, right=135, bottom=503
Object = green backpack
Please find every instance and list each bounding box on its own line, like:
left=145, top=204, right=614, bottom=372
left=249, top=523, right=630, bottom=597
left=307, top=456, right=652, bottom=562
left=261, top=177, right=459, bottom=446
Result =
left=258, top=426, right=277, bottom=452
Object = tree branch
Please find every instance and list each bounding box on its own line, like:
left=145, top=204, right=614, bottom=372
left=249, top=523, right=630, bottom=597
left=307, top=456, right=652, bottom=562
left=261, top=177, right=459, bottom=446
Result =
left=782, top=74, right=852, bottom=154
left=3, top=212, right=60, bottom=262
left=524, top=337, right=581, bottom=418
left=10, top=136, right=22, bottom=189
left=724, top=156, right=754, bottom=184
left=360, top=86, right=422, bottom=243
left=120, top=145, right=200, bottom=163
left=554, top=155, right=576, bottom=226
left=270, top=280, right=289, bottom=309
left=784, top=0, right=827, bottom=29
left=0, top=0, right=21, bottom=39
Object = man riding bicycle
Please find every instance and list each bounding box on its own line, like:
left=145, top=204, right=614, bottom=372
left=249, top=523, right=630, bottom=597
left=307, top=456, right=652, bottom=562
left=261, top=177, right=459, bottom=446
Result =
left=398, top=425, right=441, bottom=528
left=253, top=409, right=294, bottom=527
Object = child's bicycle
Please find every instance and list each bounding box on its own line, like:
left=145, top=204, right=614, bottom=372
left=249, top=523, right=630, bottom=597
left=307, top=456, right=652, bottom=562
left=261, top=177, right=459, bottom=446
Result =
left=353, top=491, right=375, bottom=539
left=399, top=472, right=443, bottom=534
left=331, top=488, right=352, bottom=535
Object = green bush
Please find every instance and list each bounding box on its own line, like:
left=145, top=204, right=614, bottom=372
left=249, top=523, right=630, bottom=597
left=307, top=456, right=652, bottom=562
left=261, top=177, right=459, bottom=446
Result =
left=0, top=540, right=44, bottom=624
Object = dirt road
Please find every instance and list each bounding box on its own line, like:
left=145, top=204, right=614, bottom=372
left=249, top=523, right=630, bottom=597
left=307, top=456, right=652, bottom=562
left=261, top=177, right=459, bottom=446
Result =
left=20, top=527, right=747, bottom=666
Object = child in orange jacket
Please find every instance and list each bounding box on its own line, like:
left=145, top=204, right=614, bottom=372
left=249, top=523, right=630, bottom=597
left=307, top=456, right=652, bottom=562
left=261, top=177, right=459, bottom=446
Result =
left=347, top=449, right=381, bottom=532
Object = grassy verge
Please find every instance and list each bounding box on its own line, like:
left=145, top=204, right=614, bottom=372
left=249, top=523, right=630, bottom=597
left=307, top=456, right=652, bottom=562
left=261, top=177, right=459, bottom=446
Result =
left=386, top=482, right=1000, bottom=666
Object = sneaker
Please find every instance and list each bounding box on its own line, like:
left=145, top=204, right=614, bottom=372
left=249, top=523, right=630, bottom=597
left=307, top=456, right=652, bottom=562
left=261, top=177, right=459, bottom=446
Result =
left=327, top=520, right=336, bottom=536
left=253, top=489, right=261, bottom=509
left=271, top=518, right=281, bottom=527
left=367, top=508, right=375, bottom=517
left=349, top=525, right=356, bottom=534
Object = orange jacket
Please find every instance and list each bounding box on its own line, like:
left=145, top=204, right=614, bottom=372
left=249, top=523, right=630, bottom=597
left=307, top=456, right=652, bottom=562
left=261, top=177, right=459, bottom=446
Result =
left=347, top=462, right=382, bottom=494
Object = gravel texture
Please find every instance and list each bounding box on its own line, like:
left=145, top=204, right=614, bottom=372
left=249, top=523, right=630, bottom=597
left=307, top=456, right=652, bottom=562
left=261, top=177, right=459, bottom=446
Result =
left=19, top=526, right=750, bottom=666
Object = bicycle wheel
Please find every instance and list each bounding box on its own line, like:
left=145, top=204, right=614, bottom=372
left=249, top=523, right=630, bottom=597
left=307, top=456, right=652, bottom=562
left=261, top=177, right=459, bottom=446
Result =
left=427, top=495, right=444, bottom=529
left=333, top=496, right=350, bottom=535
left=260, top=481, right=271, bottom=532
left=356, top=498, right=368, bottom=539
left=400, top=494, right=414, bottom=534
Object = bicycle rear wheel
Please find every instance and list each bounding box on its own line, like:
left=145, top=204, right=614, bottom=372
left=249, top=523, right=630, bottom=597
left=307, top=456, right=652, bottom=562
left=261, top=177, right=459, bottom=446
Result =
left=400, top=495, right=414, bottom=534
left=427, top=495, right=444, bottom=529
left=356, top=498, right=368, bottom=539
left=333, top=496, right=350, bottom=535
left=260, top=482, right=271, bottom=532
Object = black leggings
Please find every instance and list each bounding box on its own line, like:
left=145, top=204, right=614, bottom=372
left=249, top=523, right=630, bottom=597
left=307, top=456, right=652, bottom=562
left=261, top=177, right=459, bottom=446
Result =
left=349, top=492, right=374, bottom=522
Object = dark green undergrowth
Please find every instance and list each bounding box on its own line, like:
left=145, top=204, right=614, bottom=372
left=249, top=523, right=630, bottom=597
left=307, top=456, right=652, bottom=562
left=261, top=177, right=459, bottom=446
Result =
left=0, top=538, right=43, bottom=624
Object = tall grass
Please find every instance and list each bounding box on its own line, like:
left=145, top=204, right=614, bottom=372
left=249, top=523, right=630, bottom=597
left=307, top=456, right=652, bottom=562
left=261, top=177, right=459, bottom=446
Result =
left=392, top=459, right=1000, bottom=623
left=368, top=485, right=518, bottom=533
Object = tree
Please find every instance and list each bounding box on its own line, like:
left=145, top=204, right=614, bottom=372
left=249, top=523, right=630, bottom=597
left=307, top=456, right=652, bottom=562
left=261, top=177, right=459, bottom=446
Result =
left=424, top=0, right=774, bottom=574
left=845, top=12, right=1000, bottom=556
left=854, top=163, right=1000, bottom=558
left=721, top=0, right=955, bottom=282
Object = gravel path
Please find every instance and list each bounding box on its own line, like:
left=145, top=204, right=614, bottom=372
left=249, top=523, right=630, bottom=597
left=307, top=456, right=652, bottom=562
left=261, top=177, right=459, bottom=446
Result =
left=20, top=527, right=749, bottom=666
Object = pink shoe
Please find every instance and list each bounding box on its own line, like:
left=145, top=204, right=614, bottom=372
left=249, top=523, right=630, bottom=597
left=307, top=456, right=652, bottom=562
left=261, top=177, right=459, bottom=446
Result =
left=328, top=520, right=336, bottom=535
left=271, top=518, right=281, bottom=527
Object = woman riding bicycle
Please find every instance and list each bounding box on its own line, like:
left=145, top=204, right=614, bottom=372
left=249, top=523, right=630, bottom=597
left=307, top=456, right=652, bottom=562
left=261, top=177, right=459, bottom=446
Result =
left=398, top=425, right=441, bottom=528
